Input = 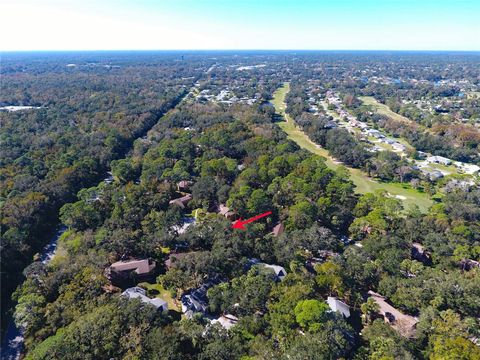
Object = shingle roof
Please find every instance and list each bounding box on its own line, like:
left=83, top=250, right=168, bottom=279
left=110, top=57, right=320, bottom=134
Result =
left=110, top=259, right=155, bottom=275
left=122, top=287, right=167, bottom=311
left=368, top=291, right=418, bottom=337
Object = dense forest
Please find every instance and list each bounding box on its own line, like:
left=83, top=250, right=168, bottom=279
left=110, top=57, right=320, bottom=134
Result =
left=1, top=52, right=479, bottom=359
left=0, top=52, right=202, bottom=331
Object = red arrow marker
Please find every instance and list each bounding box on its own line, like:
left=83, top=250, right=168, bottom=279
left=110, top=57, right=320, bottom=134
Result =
left=232, top=211, right=272, bottom=230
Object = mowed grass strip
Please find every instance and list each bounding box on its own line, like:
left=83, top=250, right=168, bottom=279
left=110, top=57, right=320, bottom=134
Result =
left=272, top=84, right=433, bottom=212
left=359, top=96, right=414, bottom=124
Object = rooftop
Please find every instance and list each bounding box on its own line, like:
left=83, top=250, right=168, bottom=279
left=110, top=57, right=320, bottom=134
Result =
left=122, top=287, right=167, bottom=311
left=110, top=259, right=156, bottom=275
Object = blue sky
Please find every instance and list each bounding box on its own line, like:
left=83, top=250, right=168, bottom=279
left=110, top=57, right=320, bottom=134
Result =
left=1, top=0, right=479, bottom=51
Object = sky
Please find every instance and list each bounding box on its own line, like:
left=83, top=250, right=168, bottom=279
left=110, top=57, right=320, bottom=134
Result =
left=1, top=0, right=479, bottom=51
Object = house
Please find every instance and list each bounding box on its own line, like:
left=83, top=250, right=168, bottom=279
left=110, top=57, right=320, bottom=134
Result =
left=210, top=314, right=239, bottom=330
left=169, top=194, right=193, bottom=208
left=104, top=171, right=114, bottom=184
left=423, top=169, right=444, bottom=181
left=416, top=151, right=428, bottom=159
left=218, top=204, right=237, bottom=220
left=324, top=121, right=337, bottom=129
left=457, top=163, right=480, bottom=175
left=327, top=297, right=350, bottom=318
left=443, top=179, right=475, bottom=192
left=181, top=276, right=223, bottom=315
left=259, top=263, right=287, bottom=281
left=392, top=142, right=406, bottom=152
left=245, top=259, right=287, bottom=281
left=459, top=258, right=480, bottom=271
left=122, top=287, right=168, bottom=312
left=105, top=259, right=156, bottom=285
left=272, top=223, right=285, bottom=237
left=367, top=291, right=418, bottom=338
left=411, top=243, right=431, bottom=264
left=172, top=217, right=196, bottom=234
left=177, top=180, right=192, bottom=192
left=305, top=251, right=339, bottom=271
left=366, top=129, right=384, bottom=138
left=426, top=156, right=452, bottom=166
left=340, top=236, right=353, bottom=246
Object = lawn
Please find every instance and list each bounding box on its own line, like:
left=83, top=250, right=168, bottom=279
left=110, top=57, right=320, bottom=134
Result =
left=138, top=282, right=181, bottom=312
left=359, top=96, right=414, bottom=124
left=271, top=84, right=433, bottom=212
left=359, top=96, right=433, bottom=136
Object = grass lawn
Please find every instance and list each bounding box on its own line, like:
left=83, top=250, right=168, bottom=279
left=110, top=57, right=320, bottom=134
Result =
left=138, top=282, right=181, bottom=312
left=271, top=84, right=433, bottom=212
left=359, top=96, right=433, bottom=136
left=359, top=96, right=414, bottom=124
left=420, top=162, right=459, bottom=175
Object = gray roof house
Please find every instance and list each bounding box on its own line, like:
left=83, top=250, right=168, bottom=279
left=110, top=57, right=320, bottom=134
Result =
left=424, top=169, right=444, bottom=181
left=181, top=276, right=223, bottom=315
left=210, top=314, right=239, bottom=330
left=245, top=259, right=287, bottom=281
left=327, top=297, right=350, bottom=318
left=426, top=155, right=452, bottom=165
left=259, top=263, right=287, bottom=281
left=122, top=287, right=168, bottom=312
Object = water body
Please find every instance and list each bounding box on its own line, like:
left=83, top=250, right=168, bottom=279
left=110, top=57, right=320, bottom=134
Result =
left=0, top=226, right=66, bottom=360
left=0, top=106, right=42, bottom=112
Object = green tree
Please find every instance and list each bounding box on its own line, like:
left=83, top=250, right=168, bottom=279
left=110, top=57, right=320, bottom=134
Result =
left=246, top=189, right=271, bottom=215
left=430, top=337, right=480, bottom=360
left=286, top=201, right=317, bottom=230
left=361, top=298, right=380, bottom=325
left=294, top=299, right=329, bottom=332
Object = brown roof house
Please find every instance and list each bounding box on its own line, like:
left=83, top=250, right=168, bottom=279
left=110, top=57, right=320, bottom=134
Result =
left=105, top=259, right=156, bottom=286
left=272, top=223, right=285, bottom=237
left=218, top=204, right=237, bottom=221
left=169, top=194, right=192, bottom=208
left=368, top=291, right=418, bottom=338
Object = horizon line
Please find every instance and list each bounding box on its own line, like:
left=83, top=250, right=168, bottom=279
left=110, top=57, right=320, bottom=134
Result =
left=2, top=49, right=480, bottom=54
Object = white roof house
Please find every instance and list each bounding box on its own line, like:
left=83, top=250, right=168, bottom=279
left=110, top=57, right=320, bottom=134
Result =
left=260, top=264, right=287, bottom=281
left=327, top=297, right=350, bottom=318
left=392, top=142, right=406, bottom=152
left=426, top=156, right=452, bottom=165
left=210, top=314, right=239, bottom=330
left=122, top=287, right=168, bottom=312
left=456, top=162, right=480, bottom=175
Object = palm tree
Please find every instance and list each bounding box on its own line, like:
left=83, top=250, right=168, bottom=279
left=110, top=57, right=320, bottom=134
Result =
left=361, top=297, right=380, bottom=324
